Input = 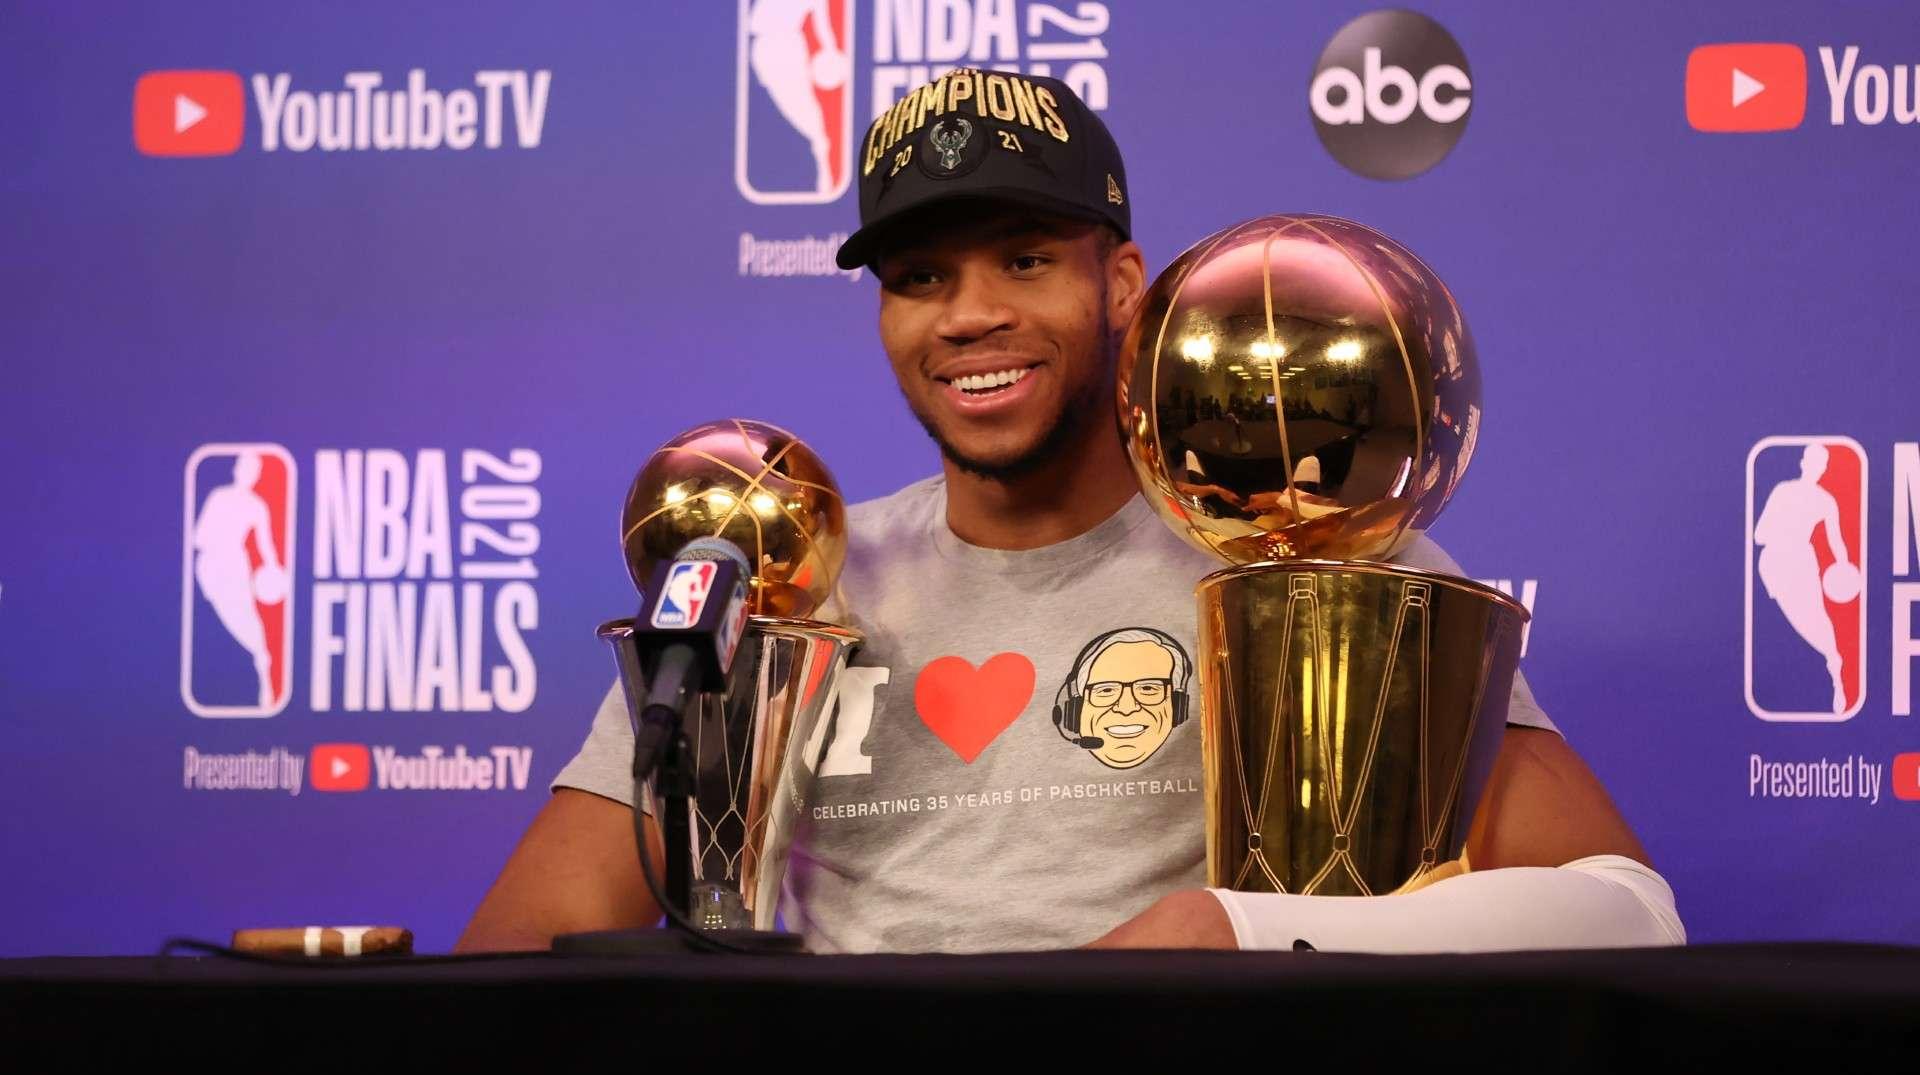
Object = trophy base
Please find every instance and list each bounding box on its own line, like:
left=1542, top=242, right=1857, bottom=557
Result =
left=550, top=928, right=807, bottom=956
left=1197, top=559, right=1527, bottom=896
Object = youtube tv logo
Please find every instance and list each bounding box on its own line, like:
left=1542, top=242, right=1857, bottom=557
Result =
left=132, top=66, right=551, bottom=158
left=1686, top=44, right=1806, bottom=132
left=310, top=743, right=371, bottom=793
left=134, top=70, right=244, bottom=156
left=1895, top=754, right=1920, bottom=803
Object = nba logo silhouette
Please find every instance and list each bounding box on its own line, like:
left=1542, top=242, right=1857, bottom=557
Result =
left=181, top=444, right=297, bottom=717
left=735, top=0, right=855, bottom=204
left=1745, top=436, right=1868, bottom=722
left=652, top=561, right=717, bottom=629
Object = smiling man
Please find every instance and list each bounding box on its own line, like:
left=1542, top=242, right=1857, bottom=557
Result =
left=456, top=72, right=1686, bottom=956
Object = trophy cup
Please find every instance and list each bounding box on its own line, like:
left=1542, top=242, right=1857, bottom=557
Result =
left=1116, top=215, right=1530, bottom=896
left=596, top=419, right=860, bottom=946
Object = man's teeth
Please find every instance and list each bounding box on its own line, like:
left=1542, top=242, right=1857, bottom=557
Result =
left=1104, top=724, right=1148, bottom=738
left=953, top=368, right=1030, bottom=393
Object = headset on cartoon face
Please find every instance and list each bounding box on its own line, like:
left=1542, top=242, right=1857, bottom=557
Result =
left=1052, top=628, right=1193, bottom=770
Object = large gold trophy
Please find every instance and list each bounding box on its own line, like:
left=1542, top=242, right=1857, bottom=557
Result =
left=601, top=419, right=860, bottom=938
left=1117, top=215, right=1529, bottom=896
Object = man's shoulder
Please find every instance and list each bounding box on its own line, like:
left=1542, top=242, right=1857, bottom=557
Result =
left=845, top=474, right=945, bottom=543
left=1390, top=529, right=1468, bottom=576
left=1389, top=529, right=1559, bottom=733
left=818, top=475, right=943, bottom=625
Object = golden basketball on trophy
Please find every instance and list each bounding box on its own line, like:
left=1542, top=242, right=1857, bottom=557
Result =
left=1117, top=214, right=1529, bottom=897
left=620, top=418, right=849, bottom=619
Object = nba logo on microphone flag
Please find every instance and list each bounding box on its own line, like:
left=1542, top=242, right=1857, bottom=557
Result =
left=1746, top=436, right=1867, bottom=722
left=182, top=444, right=298, bottom=717
left=652, top=560, right=717, bottom=629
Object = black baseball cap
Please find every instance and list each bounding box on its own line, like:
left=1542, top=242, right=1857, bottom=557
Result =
left=834, top=71, right=1131, bottom=271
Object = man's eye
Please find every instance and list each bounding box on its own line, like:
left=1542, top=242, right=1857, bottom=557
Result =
left=1009, top=254, right=1049, bottom=273
left=886, top=268, right=939, bottom=290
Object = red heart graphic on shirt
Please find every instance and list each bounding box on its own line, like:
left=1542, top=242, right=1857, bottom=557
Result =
left=913, top=653, right=1036, bottom=764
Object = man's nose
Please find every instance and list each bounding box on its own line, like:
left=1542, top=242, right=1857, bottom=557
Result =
left=934, top=265, right=1017, bottom=343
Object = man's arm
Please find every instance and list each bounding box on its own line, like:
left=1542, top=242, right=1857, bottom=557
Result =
left=1087, top=727, right=1675, bottom=950
left=1463, top=726, right=1649, bottom=869
left=453, top=789, right=664, bottom=953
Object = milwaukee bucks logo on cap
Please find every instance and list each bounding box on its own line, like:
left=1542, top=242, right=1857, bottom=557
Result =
left=928, top=116, right=974, bottom=172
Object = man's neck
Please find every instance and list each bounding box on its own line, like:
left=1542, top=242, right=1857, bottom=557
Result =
left=940, top=419, right=1138, bottom=551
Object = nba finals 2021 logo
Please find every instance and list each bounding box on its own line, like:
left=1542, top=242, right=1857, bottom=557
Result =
left=182, top=444, right=542, bottom=720
left=735, top=0, right=1117, bottom=206
left=732, top=1, right=1118, bottom=282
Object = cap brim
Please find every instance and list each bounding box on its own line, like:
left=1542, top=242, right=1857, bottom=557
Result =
left=835, top=188, right=1124, bottom=271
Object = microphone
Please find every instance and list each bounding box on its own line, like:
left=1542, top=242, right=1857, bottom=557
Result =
left=1068, top=734, right=1105, bottom=750
left=622, top=536, right=753, bottom=784
left=578, top=532, right=781, bottom=953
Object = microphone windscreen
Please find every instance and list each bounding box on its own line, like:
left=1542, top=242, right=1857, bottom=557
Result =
left=674, top=536, right=751, bottom=573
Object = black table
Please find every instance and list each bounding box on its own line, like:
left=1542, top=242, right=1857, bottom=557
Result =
left=4, top=943, right=1917, bottom=1064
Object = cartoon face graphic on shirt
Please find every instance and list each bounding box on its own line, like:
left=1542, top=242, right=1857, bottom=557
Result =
left=1052, top=628, right=1192, bottom=770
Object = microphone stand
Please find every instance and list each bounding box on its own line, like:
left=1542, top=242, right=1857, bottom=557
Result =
left=550, top=623, right=802, bottom=957
left=656, top=727, right=692, bottom=924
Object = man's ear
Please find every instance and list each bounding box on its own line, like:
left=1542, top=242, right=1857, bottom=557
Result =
left=1107, top=239, right=1148, bottom=335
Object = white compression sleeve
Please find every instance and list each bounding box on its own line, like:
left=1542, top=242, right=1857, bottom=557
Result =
left=1208, top=855, right=1686, bottom=953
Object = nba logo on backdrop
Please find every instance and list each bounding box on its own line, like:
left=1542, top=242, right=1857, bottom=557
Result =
left=1746, top=436, right=1867, bottom=722
left=181, top=444, right=298, bottom=717
left=736, top=0, right=855, bottom=204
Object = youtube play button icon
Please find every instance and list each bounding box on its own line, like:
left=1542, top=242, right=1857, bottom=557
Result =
left=310, top=743, right=371, bottom=793
left=134, top=70, right=244, bottom=156
left=1686, top=44, right=1807, bottom=132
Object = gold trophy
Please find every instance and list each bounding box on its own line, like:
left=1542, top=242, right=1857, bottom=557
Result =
left=602, top=419, right=860, bottom=938
left=1117, top=215, right=1530, bottom=896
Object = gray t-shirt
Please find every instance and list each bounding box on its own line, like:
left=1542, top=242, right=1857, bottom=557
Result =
left=554, top=476, right=1554, bottom=953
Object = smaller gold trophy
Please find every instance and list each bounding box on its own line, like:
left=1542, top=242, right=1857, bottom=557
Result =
left=603, top=419, right=860, bottom=936
left=1117, top=215, right=1530, bottom=896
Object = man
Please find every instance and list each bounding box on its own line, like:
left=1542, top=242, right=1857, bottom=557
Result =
left=457, top=72, right=1683, bottom=955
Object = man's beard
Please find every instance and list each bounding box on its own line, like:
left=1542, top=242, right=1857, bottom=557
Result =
left=909, top=344, right=1112, bottom=482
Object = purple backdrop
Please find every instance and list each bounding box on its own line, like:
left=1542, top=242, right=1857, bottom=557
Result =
left=3, top=1, right=1916, bottom=955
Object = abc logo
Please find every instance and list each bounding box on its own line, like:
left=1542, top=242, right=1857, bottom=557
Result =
left=1309, top=10, right=1472, bottom=180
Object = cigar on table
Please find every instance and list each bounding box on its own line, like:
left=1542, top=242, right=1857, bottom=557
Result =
left=229, top=926, right=413, bottom=958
